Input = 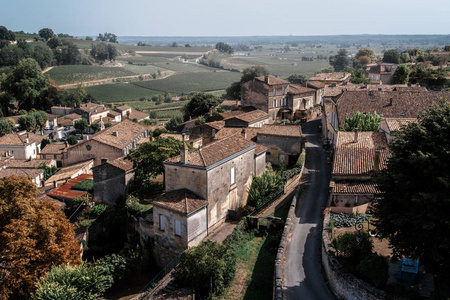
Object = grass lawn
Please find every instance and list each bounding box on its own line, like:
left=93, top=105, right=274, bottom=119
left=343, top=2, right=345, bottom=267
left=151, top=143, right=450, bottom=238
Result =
left=220, top=233, right=277, bottom=300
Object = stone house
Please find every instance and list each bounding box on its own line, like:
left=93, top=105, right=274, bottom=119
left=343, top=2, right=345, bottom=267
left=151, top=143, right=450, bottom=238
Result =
left=45, top=159, right=94, bottom=188
left=322, top=90, right=449, bottom=145
left=330, top=131, right=388, bottom=213
left=224, top=109, right=269, bottom=128
left=0, top=168, right=45, bottom=187
left=39, top=143, right=68, bottom=167
left=92, top=157, right=135, bottom=204
left=380, top=118, right=416, bottom=141
left=0, top=131, right=43, bottom=159
left=368, top=63, right=398, bottom=84
left=114, top=104, right=149, bottom=122
left=309, top=72, right=351, bottom=85
left=241, top=75, right=316, bottom=121
left=151, top=189, right=208, bottom=266
left=66, top=120, right=149, bottom=167
left=74, top=103, right=110, bottom=125
left=58, top=113, right=83, bottom=127
left=51, top=106, right=73, bottom=116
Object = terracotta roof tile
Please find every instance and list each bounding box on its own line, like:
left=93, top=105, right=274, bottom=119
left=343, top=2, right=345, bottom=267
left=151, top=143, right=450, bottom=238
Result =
left=46, top=174, right=92, bottom=200
left=152, top=189, right=207, bottom=215
left=40, top=143, right=68, bottom=154
left=6, top=159, right=54, bottom=169
left=307, top=81, right=326, bottom=89
left=333, top=180, right=380, bottom=194
left=231, top=110, right=269, bottom=123
left=46, top=160, right=93, bottom=183
left=219, top=110, right=247, bottom=119
left=309, top=72, right=351, bottom=82
left=115, top=105, right=132, bottom=111
left=335, top=91, right=449, bottom=127
left=257, top=124, right=302, bottom=137
left=106, top=157, right=134, bottom=171
left=166, top=135, right=256, bottom=168
left=128, top=110, right=149, bottom=121
left=255, top=75, right=290, bottom=85
left=0, top=132, right=43, bottom=146
left=384, top=118, right=417, bottom=132
left=333, top=131, right=389, bottom=176
left=287, top=84, right=315, bottom=94
left=0, top=168, right=43, bottom=179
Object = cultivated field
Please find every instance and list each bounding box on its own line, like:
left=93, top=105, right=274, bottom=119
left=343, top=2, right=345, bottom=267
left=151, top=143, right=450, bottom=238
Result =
left=47, top=65, right=135, bottom=85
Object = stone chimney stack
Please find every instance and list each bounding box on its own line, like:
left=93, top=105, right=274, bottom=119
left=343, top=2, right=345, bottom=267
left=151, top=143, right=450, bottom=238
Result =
left=180, top=140, right=189, bottom=164
left=354, top=128, right=359, bottom=143
left=374, top=150, right=380, bottom=171
left=211, top=129, right=216, bottom=139
left=264, top=75, right=269, bottom=84
left=241, top=128, right=247, bottom=139
left=209, top=107, right=213, bottom=117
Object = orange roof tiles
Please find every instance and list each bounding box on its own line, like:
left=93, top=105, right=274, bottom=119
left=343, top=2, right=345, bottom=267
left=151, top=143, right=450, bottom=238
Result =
left=231, top=110, right=269, bottom=123
left=152, top=189, right=207, bottom=215
left=333, top=131, right=389, bottom=176
left=333, top=180, right=380, bottom=194
left=40, top=143, right=67, bottom=154
left=287, top=84, right=315, bottom=94
left=258, top=125, right=302, bottom=137
left=254, top=75, right=290, bottom=85
left=106, top=157, right=134, bottom=171
left=384, top=118, right=417, bottom=132
left=46, top=174, right=92, bottom=200
left=310, top=72, right=351, bottom=82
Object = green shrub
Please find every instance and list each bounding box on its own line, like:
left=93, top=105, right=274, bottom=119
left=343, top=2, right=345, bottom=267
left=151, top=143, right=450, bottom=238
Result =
left=330, top=212, right=371, bottom=228
left=282, top=151, right=305, bottom=181
left=248, top=169, right=284, bottom=208
left=90, top=204, right=108, bottom=218
left=71, top=179, right=93, bottom=192
left=125, top=196, right=145, bottom=216
left=174, top=241, right=236, bottom=298
left=72, top=196, right=89, bottom=206
left=333, top=231, right=373, bottom=272
left=356, top=254, right=389, bottom=288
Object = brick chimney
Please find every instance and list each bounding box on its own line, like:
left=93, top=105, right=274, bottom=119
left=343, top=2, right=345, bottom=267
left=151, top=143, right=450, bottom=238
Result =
left=264, top=75, right=269, bottom=83
left=374, top=150, right=380, bottom=171
left=354, top=128, right=359, bottom=143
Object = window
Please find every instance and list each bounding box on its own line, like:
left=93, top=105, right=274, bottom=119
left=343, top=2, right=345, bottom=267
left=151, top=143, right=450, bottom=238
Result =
left=159, top=214, right=165, bottom=231
left=298, top=100, right=301, bottom=108
left=273, top=111, right=276, bottom=120
left=273, top=88, right=276, bottom=96
left=275, top=99, right=278, bottom=107
left=279, top=154, right=285, bottom=164
left=230, top=166, right=236, bottom=185
left=282, top=86, right=285, bottom=94
left=175, top=220, right=181, bottom=236
left=273, top=99, right=276, bottom=108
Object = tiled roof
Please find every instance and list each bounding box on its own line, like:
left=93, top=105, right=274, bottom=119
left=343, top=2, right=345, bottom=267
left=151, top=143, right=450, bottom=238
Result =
left=61, top=113, right=82, bottom=120
left=46, top=174, right=92, bottom=200
left=231, top=110, right=269, bottom=123
left=74, top=120, right=147, bottom=150
left=257, top=125, right=302, bottom=137
left=106, top=157, right=134, bottom=171
left=384, top=118, right=417, bottom=132
left=220, top=100, right=241, bottom=107
left=212, top=128, right=266, bottom=155
left=335, top=91, right=449, bottom=127
left=166, top=135, right=256, bottom=168
left=152, top=189, right=207, bottom=215
left=128, top=109, right=149, bottom=121
left=332, top=180, right=380, bottom=194
left=108, top=110, right=121, bottom=116
left=159, top=133, right=186, bottom=141
left=205, top=121, right=225, bottom=131
left=255, top=75, right=290, bottom=85
left=309, top=72, right=351, bottom=82
left=219, top=110, right=246, bottom=119
left=115, top=105, right=132, bottom=111
left=77, top=103, right=108, bottom=113
left=46, top=160, right=93, bottom=183
left=6, top=159, right=54, bottom=169
left=333, top=131, right=389, bottom=176
left=0, top=132, right=43, bottom=146
left=0, top=168, right=43, bottom=179
left=307, top=81, right=326, bottom=89
left=40, top=143, right=67, bottom=154
left=323, top=83, right=426, bottom=98
left=287, top=84, right=315, bottom=94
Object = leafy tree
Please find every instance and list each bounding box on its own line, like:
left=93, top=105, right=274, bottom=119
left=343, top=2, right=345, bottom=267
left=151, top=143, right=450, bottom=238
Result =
left=374, top=101, right=450, bottom=290
left=215, top=42, right=234, bottom=54
left=91, top=43, right=117, bottom=63
left=174, top=241, right=236, bottom=298
left=247, top=168, right=284, bottom=208
left=342, top=111, right=382, bottom=132
left=40, top=138, right=50, bottom=151
left=74, top=118, right=89, bottom=132
left=400, top=52, right=411, bottom=63
left=182, top=92, right=220, bottom=121
left=393, top=64, right=410, bottom=84
left=67, top=135, right=78, bottom=145
left=225, top=81, right=242, bottom=99
left=18, top=114, right=37, bottom=131
left=47, top=37, right=60, bottom=49
left=38, top=28, right=55, bottom=41
left=30, top=110, right=48, bottom=133
left=286, top=74, right=307, bottom=85
left=357, top=55, right=371, bottom=66
left=382, top=49, right=400, bottom=64
left=356, top=254, right=389, bottom=289
left=0, top=176, right=81, bottom=298
left=444, top=45, right=450, bottom=52
left=37, top=163, right=59, bottom=181
left=350, top=69, right=371, bottom=84
left=1, top=58, right=50, bottom=111
left=32, top=44, right=54, bottom=69
left=0, top=119, right=13, bottom=135
left=333, top=231, right=373, bottom=273
left=54, top=41, right=81, bottom=65
left=165, top=116, right=183, bottom=132
left=226, top=66, right=269, bottom=99
left=0, top=26, right=15, bottom=41
left=96, top=33, right=117, bottom=43
left=90, top=122, right=100, bottom=132
left=329, top=49, right=350, bottom=71
left=355, top=47, right=377, bottom=61
left=127, top=137, right=184, bottom=187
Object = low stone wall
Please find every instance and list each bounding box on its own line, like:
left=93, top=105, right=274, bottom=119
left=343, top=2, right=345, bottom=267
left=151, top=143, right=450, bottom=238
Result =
left=273, top=156, right=305, bottom=300
left=321, top=212, right=386, bottom=300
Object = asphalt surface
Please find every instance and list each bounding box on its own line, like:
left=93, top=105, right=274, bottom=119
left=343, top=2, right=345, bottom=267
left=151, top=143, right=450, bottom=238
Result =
left=282, top=119, right=333, bottom=300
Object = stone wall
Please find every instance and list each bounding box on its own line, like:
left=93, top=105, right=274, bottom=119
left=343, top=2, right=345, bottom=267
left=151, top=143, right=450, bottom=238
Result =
left=67, top=140, right=123, bottom=166
left=321, top=212, right=386, bottom=300
left=164, top=165, right=207, bottom=198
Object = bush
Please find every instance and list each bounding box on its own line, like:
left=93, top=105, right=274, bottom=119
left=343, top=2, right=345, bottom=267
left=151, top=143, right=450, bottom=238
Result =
left=330, top=212, right=371, bottom=228
left=67, top=135, right=78, bottom=145
left=125, top=196, right=145, bottom=216
left=356, top=254, right=389, bottom=288
left=282, top=151, right=305, bottom=181
left=90, top=204, right=108, bottom=218
left=71, top=179, right=93, bottom=192
left=333, top=231, right=373, bottom=272
left=174, top=241, right=236, bottom=298
left=248, top=168, right=284, bottom=208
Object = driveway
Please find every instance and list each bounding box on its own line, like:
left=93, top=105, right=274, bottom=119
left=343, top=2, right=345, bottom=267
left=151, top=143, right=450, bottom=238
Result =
left=282, top=119, right=333, bottom=299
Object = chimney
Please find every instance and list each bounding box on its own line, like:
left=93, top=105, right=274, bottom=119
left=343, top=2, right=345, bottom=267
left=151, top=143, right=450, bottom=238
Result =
left=209, top=107, right=213, bottom=117
left=389, top=98, right=393, bottom=106
left=241, top=128, right=247, bottom=139
left=101, top=158, right=108, bottom=165
left=180, top=142, right=189, bottom=164
left=182, top=133, right=186, bottom=141
left=53, top=181, right=57, bottom=188
left=26, top=138, right=29, bottom=144
left=354, top=128, right=359, bottom=143
left=374, top=150, right=380, bottom=171
left=264, top=75, right=269, bottom=83
left=211, top=129, right=216, bottom=139
left=113, top=131, right=118, bottom=137
left=235, top=99, right=239, bottom=106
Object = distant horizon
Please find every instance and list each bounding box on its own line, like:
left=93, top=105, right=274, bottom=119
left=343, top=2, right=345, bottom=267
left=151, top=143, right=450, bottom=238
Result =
left=2, top=0, right=449, bottom=37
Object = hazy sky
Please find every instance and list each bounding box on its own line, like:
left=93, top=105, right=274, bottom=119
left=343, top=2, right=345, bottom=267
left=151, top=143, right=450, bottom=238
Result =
left=1, top=0, right=449, bottom=36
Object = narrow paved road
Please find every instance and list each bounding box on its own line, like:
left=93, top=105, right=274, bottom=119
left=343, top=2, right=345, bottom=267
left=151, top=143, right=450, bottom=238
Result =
left=282, top=119, right=333, bottom=299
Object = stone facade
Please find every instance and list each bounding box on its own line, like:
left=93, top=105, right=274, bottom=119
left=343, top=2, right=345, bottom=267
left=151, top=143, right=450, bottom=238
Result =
left=67, top=140, right=123, bottom=167
left=258, top=134, right=301, bottom=166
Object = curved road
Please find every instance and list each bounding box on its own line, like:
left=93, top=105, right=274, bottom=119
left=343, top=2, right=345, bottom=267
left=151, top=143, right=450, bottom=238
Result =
left=282, top=119, right=333, bottom=299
